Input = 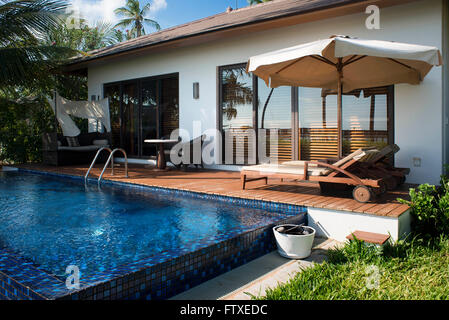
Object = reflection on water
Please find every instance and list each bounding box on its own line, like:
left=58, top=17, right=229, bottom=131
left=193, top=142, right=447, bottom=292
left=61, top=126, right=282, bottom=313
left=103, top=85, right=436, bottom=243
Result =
left=0, top=172, right=290, bottom=278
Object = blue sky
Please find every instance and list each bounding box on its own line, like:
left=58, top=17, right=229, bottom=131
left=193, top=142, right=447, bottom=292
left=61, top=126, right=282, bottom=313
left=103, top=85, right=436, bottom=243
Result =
left=69, top=0, right=251, bottom=29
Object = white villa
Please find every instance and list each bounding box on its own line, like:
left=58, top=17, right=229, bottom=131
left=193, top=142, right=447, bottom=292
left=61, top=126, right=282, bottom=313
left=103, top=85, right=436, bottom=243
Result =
left=66, top=0, right=449, bottom=186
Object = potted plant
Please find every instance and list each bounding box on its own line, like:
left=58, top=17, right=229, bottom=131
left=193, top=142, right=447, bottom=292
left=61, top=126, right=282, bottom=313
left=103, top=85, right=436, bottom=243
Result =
left=273, top=224, right=316, bottom=259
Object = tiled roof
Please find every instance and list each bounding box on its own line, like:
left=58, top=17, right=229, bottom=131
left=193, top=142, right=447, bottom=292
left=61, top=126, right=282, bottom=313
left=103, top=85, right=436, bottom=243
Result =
left=65, top=0, right=372, bottom=67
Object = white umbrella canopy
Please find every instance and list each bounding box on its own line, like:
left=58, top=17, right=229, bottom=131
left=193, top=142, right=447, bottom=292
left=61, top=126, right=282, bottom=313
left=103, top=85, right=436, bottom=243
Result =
left=247, top=35, right=442, bottom=158
left=247, top=35, right=442, bottom=92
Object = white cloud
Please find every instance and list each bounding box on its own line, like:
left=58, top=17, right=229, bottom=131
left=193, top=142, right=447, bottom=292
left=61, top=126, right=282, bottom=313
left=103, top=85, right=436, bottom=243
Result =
left=68, top=0, right=167, bottom=26
left=149, top=0, right=167, bottom=14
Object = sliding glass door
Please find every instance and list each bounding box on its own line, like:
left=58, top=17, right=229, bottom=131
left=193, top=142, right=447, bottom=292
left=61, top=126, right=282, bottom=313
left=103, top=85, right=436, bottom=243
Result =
left=103, top=84, right=121, bottom=148
left=298, top=86, right=393, bottom=160
left=218, top=63, right=394, bottom=164
left=141, top=79, right=158, bottom=157
left=341, top=87, right=391, bottom=156
left=104, top=73, right=179, bottom=158
left=122, top=82, right=139, bottom=156
left=299, top=87, right=339, bottom=160
left=160, top=77, right=179, bottom=139
left=218, top=64, right=296, bottom=165
left=220, top=65, right=255, bottom=164
left=258, top=79, right=293, bottom=162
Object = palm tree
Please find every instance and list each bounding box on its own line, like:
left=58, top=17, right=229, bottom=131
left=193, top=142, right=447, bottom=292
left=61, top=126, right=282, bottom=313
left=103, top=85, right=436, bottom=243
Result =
left=114, top=0, right=161, bottom=38
left=0, top=0, right=73, bottom=90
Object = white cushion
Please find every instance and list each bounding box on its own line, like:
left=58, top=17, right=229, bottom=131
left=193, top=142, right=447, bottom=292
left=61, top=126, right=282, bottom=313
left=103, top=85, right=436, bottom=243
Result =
left=92, top=139, right=109, bottom=146
left=58, top=145, right=104, bottom=152
left=242, top=163, right=328, bottom=176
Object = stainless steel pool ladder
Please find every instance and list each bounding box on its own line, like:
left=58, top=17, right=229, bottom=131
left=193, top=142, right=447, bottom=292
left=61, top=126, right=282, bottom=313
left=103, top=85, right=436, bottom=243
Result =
left=98, top=148, right=128, bottom=185
left=84, top=147, right=128, bottom=184
left=85, top=147, right=112, bottom=181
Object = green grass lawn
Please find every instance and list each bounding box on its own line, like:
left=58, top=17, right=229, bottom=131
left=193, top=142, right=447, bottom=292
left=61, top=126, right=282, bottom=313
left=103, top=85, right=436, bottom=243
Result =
left=258, top=236, right=449, bottom=300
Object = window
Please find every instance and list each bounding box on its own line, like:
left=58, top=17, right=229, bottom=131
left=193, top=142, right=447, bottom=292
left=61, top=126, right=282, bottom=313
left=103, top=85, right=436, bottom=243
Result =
left=103, top=84, right=121, bottom=148
left=218, top=65, right=394, bottom=165
left=122, top=82, right=139, bottom=156
left=299, top=87, right=339, bottom=160
left=342, top=87, right=392, bottom=156
left=103, top=73, right=179, bottom=158
left=219, top=64, right=255, bottom=164
left=219, top=64, right=296, bottom=165
left=298, top=86, right=393, bottom=160
left=258, top=79, right=293, bottom=162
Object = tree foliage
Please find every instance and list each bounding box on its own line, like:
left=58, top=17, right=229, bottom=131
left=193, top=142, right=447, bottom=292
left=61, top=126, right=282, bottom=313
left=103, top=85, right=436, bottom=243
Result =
left=0, top=1, right=161, bottom=163
left=0, top=95, right=55, bottom=163
left=399, top=170, right=449, bottom=238
left=0, top=0, right=74, bottom=91
left=114, top=0, right=161, bottom=38
left=46, top=19, right=120, bottom=52
left=247, top=0, right=272, bottom=5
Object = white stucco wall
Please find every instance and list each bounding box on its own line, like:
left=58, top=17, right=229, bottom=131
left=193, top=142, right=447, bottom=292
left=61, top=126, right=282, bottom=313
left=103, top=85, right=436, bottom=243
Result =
left=88, top=0, right=443, bottom=185
left=307, top=207, right=411, bottom=242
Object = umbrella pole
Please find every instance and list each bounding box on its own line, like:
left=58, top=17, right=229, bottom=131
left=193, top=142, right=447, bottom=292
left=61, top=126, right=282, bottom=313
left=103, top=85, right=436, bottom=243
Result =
left=337, top=59, right=343, bottom=159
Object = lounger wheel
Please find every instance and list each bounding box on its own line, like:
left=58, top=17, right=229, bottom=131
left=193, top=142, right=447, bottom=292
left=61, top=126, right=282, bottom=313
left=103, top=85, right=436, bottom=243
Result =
left=353, top=185, right=373, bottom=203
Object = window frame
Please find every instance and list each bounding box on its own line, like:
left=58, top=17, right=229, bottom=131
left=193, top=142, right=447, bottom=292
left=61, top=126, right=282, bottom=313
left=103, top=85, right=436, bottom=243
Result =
left=217, top=63, right=395, bottom=165
left=217, top=63, right=297, bottom=165
left=103, top=72, right=179, bottom=158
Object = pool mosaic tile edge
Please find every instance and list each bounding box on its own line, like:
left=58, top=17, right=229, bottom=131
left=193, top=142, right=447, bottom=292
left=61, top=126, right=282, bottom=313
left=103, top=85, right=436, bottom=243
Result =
left=0, top=168, right=308, bottom=300
left=60, top=213, right=306, bottom=300
left=17, top=168, right=306, bottom=215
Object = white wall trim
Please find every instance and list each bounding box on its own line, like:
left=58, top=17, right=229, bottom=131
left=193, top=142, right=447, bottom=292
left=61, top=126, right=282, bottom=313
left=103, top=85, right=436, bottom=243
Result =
left=442, top=0, right=449, bottom=168
left=307, top=207, right=411, bottom=242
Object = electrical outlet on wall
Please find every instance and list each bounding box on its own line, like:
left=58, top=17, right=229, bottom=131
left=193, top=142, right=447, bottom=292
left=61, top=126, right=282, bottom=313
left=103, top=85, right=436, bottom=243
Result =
left=412, top=157, right=422, bottom=167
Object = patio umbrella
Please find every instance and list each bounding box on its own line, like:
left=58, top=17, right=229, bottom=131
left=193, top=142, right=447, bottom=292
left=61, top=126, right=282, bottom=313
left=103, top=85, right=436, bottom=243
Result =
left=246, top=35, right=443, bottom=158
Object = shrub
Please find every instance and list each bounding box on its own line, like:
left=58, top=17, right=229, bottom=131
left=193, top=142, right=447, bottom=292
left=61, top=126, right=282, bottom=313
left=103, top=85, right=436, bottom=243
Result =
left=0, top=97, right=55, bottom=164
left=399, top=168, right=449, bottom=237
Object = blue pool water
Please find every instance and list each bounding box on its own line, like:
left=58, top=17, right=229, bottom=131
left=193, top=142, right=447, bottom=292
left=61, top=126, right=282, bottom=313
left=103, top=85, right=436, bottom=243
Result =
left=0, top=171, right=295, bottom=280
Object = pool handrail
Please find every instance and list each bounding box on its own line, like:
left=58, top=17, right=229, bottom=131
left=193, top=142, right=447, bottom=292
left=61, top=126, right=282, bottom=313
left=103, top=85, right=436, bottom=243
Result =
left=98, top=148, right=128, bottom=185
left=85, top=147, right=113, bottom=181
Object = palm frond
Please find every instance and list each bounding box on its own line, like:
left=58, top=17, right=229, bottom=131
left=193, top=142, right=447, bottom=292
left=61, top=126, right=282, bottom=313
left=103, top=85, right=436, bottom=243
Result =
left=0, top=0, right=67, bottom=44
left=0, top=44, right=75, bottom=88
left=0, top=1, right=77, bottom=90
left=140, top=2, right=151, bottom=16
left=143, top=18, right=160, bottom=31
left=113, top=6, right=133, bottom=18
left=113, top=18, right=135, bottom=30
left=127, top=0, right=140, bottom=14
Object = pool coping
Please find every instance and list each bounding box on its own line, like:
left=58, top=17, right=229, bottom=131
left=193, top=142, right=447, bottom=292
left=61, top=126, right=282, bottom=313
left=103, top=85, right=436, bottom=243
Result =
left=1, top=168, right=307, bottom=300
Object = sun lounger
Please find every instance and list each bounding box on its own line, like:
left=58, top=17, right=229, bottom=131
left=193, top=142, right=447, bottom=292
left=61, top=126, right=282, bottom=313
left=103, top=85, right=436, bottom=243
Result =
left=347, top=144, right=409, bottom=189
left=285, top=144, right=409, bottom=191
left=241, top=148, right=397, bottom=203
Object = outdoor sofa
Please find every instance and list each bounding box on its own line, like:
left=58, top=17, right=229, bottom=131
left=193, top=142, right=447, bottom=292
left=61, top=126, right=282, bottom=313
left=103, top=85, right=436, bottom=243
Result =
left=42, top=132, right=111, bottom=166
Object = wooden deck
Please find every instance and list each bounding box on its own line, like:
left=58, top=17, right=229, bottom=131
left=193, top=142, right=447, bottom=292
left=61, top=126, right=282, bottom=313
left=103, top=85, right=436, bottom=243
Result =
left=17, top=163, right=411, bottom=218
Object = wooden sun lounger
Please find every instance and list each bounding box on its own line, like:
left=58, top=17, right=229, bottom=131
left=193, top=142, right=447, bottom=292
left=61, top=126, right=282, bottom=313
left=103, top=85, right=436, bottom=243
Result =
left=240, top=148, right=400, bottom=203
left=352, top=144, right=409, bottom=190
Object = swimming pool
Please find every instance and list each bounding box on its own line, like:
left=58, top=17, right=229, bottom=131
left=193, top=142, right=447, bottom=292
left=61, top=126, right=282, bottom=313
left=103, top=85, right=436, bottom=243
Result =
left=0, top=169, right=306, bottom=300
